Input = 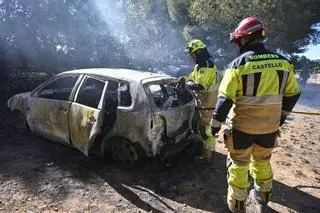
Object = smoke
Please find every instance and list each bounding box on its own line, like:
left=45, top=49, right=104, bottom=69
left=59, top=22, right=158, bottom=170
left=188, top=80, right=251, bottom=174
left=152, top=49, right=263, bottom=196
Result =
left=91, top=0, right=190, bottom=71
left=0, top=0, right=194, bottom=75
left=91, top=0, right=127, bottom=43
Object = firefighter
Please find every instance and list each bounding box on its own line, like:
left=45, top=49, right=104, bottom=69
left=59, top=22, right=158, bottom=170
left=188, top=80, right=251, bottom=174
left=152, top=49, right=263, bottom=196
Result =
left=210, top=17, right=301, bottom=212
left=179, top=39, right=220, bottom=162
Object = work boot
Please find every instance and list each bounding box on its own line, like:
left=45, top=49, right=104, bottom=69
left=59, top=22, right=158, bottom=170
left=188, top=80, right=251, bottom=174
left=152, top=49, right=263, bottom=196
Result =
left=227, top=197, right=246, bottom=213
left=248, top=189, right=271, bottom=213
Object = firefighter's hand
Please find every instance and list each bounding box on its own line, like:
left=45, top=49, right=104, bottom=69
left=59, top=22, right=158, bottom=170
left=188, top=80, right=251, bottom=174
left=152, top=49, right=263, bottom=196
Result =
left=210, top=118, right=221, bottom=135
left=176, top=76, right=186, bottom=88
left=177, top=76, right=186, bottom=84
left=186, top=81, right=204, bottom=90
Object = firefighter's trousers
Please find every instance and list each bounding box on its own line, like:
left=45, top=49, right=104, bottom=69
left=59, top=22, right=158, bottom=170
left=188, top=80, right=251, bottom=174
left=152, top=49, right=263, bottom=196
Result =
left=225, top=128, right=276, bottom=202
left=197, top=123, right=215, bottom=152
left=193, top=117, right=215, bottom=152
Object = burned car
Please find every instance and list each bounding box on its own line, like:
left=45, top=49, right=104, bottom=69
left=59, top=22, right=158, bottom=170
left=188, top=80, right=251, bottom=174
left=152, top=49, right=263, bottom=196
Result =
left=7, top=68, right=199, bottom=165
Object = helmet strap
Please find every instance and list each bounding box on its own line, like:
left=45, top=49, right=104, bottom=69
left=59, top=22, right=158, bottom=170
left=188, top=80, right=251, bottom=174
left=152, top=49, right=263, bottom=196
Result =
left=195, top=48, right=212, bottom=67
left=237, top=38, right=261, bottom=54
left=238, top=43, right=246, bottom=54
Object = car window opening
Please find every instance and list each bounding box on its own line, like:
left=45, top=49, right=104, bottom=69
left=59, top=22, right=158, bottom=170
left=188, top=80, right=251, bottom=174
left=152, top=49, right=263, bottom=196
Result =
left=119, top=81, right=132, bottom=107
left=76, top=78, right=105, bottom=108
left=38, top=76, right=79, bottom=101
left=148, top=82, right=193, bottom=110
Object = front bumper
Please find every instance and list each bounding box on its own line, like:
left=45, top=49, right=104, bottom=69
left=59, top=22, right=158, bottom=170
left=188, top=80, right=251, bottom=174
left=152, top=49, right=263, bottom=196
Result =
left=159, top=131, right=203, bottom=160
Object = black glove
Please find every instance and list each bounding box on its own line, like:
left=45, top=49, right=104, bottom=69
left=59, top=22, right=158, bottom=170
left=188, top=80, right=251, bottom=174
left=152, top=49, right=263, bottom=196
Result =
left=186, top=81, right=205, bottom=91
left=176, top=76, right=186, bottom=88
left=211, top=126, right=221, bottom=135
left=280, top=114, right=287, bottom=126
left=211, top=118, right=222, bottom=135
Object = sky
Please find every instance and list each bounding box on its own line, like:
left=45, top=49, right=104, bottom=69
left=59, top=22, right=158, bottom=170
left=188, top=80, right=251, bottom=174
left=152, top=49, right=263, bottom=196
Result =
left=302, top=44, right=320, bottom=60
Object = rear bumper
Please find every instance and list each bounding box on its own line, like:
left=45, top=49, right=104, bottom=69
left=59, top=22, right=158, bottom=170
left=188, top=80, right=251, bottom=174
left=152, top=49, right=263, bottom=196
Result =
left=159, top=131, right=203, bottom=160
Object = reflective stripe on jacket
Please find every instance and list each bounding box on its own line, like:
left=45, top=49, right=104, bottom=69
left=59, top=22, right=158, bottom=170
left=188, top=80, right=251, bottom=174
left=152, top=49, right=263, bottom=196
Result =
left=188, top=62, right=219, bottom=125
left=216, top=43, right=300, bottom=134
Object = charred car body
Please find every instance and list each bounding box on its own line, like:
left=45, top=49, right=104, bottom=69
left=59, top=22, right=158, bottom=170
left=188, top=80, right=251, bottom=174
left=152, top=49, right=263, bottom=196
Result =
left=7, top=68, right=199, bottom=165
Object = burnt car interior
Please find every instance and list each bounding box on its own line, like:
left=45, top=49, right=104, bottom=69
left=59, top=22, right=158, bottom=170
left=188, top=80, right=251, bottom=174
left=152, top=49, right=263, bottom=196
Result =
left=119, top=82, right=132, bottom=107
left=76, top=77, right=105, bottom=109
left=38, top=76, right=79, bottom=100
left=148, top=82, right=193, bottom=110
left=102, top=80, right=118, bottom=133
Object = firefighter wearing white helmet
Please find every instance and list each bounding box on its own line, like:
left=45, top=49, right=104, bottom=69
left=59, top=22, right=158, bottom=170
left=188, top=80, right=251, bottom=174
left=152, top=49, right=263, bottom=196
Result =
left=179, top=39, right=220, bottom=162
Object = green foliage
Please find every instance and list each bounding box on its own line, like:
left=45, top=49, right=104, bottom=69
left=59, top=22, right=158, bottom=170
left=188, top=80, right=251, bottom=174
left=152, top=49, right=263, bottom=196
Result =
left=118, top=0, right=187, bottom=69
left=167, top=0, right=320, bottom=54
left=166, top=0, right=192, bottom=23
left=0, top=0, right=319, bottom=76
left=292, top=56, right=320, bottom=74
left=0, top=0, right=129, bottom=74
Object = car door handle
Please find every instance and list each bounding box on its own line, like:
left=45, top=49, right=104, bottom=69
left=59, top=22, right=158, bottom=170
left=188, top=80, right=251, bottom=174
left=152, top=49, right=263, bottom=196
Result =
left=59, top=107, right=68, bottom=112
left=88, top=116, right=96, bottom=124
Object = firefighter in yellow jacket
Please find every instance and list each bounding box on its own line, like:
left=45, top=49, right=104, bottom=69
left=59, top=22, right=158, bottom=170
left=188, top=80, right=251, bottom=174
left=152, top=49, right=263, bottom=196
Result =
left=210, top=17, right=301, bottom=212
left=181, top=39, right=219, bottom=161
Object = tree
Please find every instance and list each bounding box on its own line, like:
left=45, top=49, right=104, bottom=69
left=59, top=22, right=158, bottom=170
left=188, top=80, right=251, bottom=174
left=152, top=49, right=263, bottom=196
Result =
left=166, top=0, right=320, bottom=57
left=0, top=0, right=319, bottom=77
left=0, top=0, right=129, bottom=74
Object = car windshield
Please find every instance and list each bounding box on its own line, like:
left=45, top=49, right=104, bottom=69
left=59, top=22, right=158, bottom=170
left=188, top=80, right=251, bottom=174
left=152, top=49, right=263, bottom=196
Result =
left=146, top=80, right=193, bottom=110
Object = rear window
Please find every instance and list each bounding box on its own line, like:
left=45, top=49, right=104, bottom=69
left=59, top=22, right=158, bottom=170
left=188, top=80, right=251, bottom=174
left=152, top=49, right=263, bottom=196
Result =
left=105, top=80, right=132, bottom=107
left=146, top=81, right=193, bottom=109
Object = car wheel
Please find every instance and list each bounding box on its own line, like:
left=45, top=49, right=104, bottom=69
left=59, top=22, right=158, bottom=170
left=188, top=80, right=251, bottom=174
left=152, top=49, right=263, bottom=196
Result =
left=13, top=111, right=29, bottom=133
left=184, top=136, right=204, bottom=157
left=111, top=138, right=141, bottom=167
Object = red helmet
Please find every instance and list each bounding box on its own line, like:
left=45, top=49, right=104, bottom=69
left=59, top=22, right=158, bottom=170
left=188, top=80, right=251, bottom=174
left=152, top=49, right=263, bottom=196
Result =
left=230, top=16, right=267, bottom=43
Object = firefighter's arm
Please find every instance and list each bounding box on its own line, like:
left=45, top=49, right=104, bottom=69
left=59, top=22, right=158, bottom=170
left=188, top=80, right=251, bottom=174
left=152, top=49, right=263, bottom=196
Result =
left=281, top=64, right=301, bottom=126
left=176, top=69, right=194, bottom=89
left=184, top=69, right=205, bottom=91
left=193, top=67, right=216, bottom=91
left=211, top=68, right=238, bottom=134
left=185, top=81, right=205, bottom=90
left=177, top=75, right=205, bottom=90
left=177, top=68, right=203, bottom=90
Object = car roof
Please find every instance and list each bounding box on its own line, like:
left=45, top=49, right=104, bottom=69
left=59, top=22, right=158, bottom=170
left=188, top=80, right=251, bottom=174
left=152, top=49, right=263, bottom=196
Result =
left=61, top=68, right=172, bottom=81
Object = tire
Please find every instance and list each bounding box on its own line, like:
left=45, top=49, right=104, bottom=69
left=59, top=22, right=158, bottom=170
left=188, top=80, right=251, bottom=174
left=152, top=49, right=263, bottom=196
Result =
left=184, top=136, right=204, bottom=157
left=12, top=111, right=29, bottom=134
left=111, top=138, right=144, bottom=168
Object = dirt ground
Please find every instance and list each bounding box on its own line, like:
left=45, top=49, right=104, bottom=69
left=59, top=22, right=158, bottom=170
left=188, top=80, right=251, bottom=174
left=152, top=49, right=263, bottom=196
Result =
left=0, top=84, right=319, bottom=213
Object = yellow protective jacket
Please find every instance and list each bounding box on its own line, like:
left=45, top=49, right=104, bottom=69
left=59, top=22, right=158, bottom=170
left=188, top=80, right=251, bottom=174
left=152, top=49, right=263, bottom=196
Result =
left=213, top=43, right=301, bottom=134
left=188, top=61, right=220, bottom=125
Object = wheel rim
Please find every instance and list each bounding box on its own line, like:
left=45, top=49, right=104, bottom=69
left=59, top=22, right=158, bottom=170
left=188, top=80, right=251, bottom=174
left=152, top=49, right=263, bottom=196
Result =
left=112, top=139, right=138, bottom=165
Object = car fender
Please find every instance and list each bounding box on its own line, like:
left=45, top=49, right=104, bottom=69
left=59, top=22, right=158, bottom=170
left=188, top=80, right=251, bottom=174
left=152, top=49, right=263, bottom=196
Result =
left=7, top=92, right=32, bottom=114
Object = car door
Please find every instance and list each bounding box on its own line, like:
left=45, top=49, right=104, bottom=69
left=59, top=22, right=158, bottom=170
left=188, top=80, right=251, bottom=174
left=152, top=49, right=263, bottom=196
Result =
left=28, top=74, right=82, bottom=144
left=69, top=76, right=118, bottom=155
